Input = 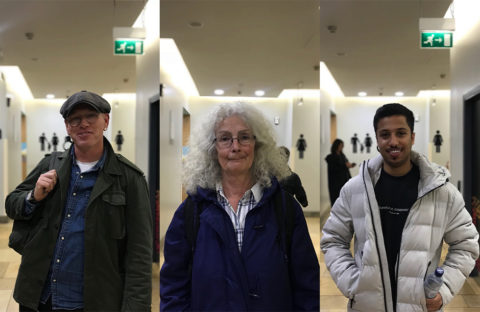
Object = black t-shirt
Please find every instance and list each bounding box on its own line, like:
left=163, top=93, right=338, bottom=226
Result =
left=374, top=164, right=420, bottom=308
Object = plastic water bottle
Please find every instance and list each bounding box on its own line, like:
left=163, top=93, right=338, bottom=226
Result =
left=424, top=267, right=444, bottom=299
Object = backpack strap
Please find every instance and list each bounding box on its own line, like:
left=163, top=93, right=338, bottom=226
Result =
left=273, top=189, right=295, bottom=261
left=184, top=196, right=196, bottom=252
left=184, top=196, right=201, bottom=278
left=48, top=151, right=63, bottom=171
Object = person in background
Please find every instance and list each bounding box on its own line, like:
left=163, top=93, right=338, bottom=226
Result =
left=278, top=146, right=308, bottom=207
left=160, top=102, right=319, bottom=311
left=321, top=103, right=479, bottom=311
left=325, top=138, right=356, bottom=206
left=5, top=90, right=152, bottom=311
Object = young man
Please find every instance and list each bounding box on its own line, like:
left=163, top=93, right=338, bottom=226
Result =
left=321, top=103, right=479, bottom=311
left=6, top=91, right=152, bottom=311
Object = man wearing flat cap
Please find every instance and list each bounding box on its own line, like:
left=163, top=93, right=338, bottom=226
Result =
left=6, top=91, right=152, bottom=311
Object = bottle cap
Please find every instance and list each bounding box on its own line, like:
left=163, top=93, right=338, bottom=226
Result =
left=435, top=267, right=444, bottom=277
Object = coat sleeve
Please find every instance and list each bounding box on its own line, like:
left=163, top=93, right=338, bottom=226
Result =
left=438, top=184, right=479, bottom=306
left=5, top=157, right=50, bottom=220
left=288, top=198, right=319, bottom=311
left=320, top=184, right=360, bottom=298
left=121, top=172, right=153, bottom=311
left=160, top=201, right=192, bottom=311
left=292, top=173, right=308, bottom=207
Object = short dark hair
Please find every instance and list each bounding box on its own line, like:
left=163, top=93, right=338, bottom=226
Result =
left=279, top=146, right=290, bottom=160
left=330, top=139, right=344, bottom=154
left=373, top=103, right=414, bottom=133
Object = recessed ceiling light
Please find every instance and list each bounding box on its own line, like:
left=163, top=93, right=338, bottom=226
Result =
left=395, top=91, right=404, bottom=97
left=46, top=94, right=55, bottom=99
left=214, top=89, right=224, bottom=95
left=188, top=21, right=203, bottom=28
left=255, top=90, right=265, bottom=97
left=358, top=91, right=367, bottom=97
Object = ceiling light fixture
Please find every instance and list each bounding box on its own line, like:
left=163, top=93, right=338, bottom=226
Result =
left=188, top=21, right=204, bottom=28
left=214, top=89, right=224, bottom=95
left=358, top=91, right=367, bottom=97
left=46, top=94, right=55, bottom=99
left=395, top=91, right=404, bottom=97
left=255, top=90, right=265, bottom=97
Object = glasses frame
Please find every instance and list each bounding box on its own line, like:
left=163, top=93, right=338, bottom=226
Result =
left=214, top=134, right=256, bottom=149
left=66, top=112, right=100, bottom=127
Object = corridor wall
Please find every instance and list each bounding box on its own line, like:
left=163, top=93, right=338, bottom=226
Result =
left=0, top=74, right=6, bottom=217
left=334, top=96, right=430, bottom=178
left=450, top=0, right=480, bottom=190
left=187, top=96, right=291, bottom=148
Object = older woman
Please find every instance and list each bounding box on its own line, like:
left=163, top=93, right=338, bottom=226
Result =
left=160, top=102, right=319, bottom=311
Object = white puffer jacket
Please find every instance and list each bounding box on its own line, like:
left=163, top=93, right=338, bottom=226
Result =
left=321, top=151, right=479, bottom=312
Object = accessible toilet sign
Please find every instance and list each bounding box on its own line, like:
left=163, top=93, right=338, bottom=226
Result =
left=420, top=32, right=453, bottom=49
left=114, top=40, right=144, bottom=55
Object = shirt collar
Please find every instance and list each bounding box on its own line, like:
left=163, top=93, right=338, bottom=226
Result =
left=215, top=181, right=263, bottom=203
left=71, top=145, right=107, bottom=171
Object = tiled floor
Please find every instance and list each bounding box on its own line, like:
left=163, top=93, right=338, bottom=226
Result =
left=319, top=218, right=480, bottom=312
left=0, top=220, right=160, bottom=312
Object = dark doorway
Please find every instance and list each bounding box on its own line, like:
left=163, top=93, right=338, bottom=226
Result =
left=149, top=94, right=160, bottom=262
left=463, top=88, right=480, bottom=214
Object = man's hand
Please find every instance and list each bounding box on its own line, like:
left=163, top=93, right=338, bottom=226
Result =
left=426, top=293, right=443, bottom=311
left=33, top=169, right=58, bottom=201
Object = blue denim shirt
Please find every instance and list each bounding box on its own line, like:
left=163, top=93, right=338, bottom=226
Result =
left=36, top=147, right=106, bottom=309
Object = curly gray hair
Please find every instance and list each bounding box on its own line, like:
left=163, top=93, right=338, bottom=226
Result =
left=182, top=102, right=291, bottom=194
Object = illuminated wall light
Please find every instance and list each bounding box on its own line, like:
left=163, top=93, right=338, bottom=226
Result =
left=255, top=90, right=265, bottom=97
left=214, top=89, right=224, bottom=95
left=395, top=91, right=404, bottom=97
left=358, top=91, right=367, bottom=97
left=46, top=94, right=55, bottom=99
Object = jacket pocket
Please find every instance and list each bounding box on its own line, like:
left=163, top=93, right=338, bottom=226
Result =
left=102, top=191, right=126, bottom=239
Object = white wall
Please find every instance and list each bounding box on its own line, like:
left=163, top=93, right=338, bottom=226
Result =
left=319, top=89, right=335, bottom=220
left=5, top=83, right=26, bottom=193
left=187, top=94, right=320, bottom=214
left=25, top=99, right=68, bottom=173
left=24, top=97, right=130, bottom=174
left=135, top=0, right=160, bottom=175
left=159, top=49, right=187, bottom=241
left=427, top=93, right=451, bottom=168
left=103, top=94, right=136, bottom=162
left=187, top=96, right=291, bottom=148
left=335, top=96, right=429, bottom=177
left=291, top=93, right=320, bottom=214
left=450, top=0, right=480, bottom=189
left=0, top=73, right=6, bottom=217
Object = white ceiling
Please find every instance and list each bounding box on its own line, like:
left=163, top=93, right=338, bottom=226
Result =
left=161, top=0, right=452, bottom=97
left=0, top=0, right=146, bottom=99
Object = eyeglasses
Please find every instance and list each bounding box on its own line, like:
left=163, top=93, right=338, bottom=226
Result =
left=214, top=133, right=256, bottom=148
left=66, top=112, right=100, bottom=127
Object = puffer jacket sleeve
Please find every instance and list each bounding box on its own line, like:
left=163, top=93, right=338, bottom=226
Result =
left=160, top=201, right=192, bottom=311
left=288, top=196, right=319, bottom=311
left=320, top=183, right=361, bottom=298
left=438, top=183, right=480, bottom=306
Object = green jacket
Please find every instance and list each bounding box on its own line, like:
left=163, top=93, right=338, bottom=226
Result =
left=5, top=138, right=152, bottom=311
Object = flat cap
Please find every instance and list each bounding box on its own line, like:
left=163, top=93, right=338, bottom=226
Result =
left=60, top=90, right=111, bottom=118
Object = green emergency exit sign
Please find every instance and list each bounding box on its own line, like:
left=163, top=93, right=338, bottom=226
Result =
left=421, top=32, right=453, bottom=48
left=114, top=40, right=144, bottom=55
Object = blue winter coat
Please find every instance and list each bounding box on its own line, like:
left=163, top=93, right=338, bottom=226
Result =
left=160, top=179, right=319, bottom=311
